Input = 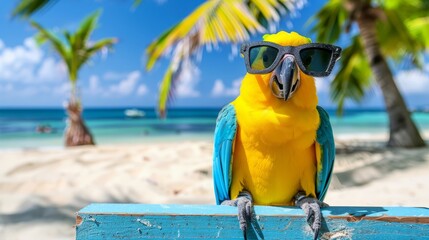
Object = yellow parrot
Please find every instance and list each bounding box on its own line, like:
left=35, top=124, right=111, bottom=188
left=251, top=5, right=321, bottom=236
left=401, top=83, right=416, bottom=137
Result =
left=213, top=31, right=340, bottom=239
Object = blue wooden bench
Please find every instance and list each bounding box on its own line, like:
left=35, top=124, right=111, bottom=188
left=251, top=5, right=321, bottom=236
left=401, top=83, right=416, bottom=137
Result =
left=76, top=204, right=429, bottom=239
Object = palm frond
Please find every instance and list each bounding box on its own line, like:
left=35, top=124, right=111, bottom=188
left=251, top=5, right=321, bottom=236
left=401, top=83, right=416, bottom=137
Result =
left=79, top=38, right=117, bottom=69
left=146, top=0, right=303, bottom=114
left=147, top=0, right=302, bottom=70
left=12, top=0, right=56, bottom=18
left=13, top=0, right=142, bottom=18
left=30, top=21, right=72, bottom=72
left=407, top=16, right=429, bottom=48
left=330, top=36, right=372, bottom=114
left=31, top=21, right=68, bottom=56
left=158, top=64, right=175, bottom=119
left=146, top=1, right=251, bottom=70
left=309, top=0, right=347, bottom=44
left=377, top=8, right=423, bottom=66
left=132, top=0, right=143, bottom=9
left=374, top=0, right=429, bottom=69
left=75, top=10, right=101, bottom=50
left=400, top=1, right=429, bottom=58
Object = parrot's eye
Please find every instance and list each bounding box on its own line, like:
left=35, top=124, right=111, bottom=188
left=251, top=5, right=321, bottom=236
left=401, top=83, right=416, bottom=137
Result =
left=249, top=46, right=279, bottom=70
left=262, top=47, right=278, bottom=68
left=302, top=53, right=313, bottom=67
left=299, top=48, right=332, bottom=72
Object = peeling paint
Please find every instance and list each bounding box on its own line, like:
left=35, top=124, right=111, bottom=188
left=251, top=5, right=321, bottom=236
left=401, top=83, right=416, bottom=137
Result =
left=216, top=227, right=223, bottom=238
left=283, top=221, right=292, bottom=230
left=136, top=218, right=162, bottom=229
left=88, top=216, right=100, bottom=226
left=76, top=205, right=429, bottom=239
left=75, top=215, right=83, bottom=226
left=330, top=215, right=429, bottom=224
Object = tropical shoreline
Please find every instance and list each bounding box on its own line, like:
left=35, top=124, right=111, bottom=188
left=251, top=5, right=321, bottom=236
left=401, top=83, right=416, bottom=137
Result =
left=1, top=107, right=429, bottom=150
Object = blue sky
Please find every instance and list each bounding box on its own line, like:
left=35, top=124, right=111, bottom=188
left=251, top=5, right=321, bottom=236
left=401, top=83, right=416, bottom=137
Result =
left=0, top=0, right=428, bottom=109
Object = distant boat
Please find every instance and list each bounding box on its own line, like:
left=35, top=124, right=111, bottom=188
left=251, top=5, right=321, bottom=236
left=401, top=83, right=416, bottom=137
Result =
left=124, top=109, right=145, bottom=118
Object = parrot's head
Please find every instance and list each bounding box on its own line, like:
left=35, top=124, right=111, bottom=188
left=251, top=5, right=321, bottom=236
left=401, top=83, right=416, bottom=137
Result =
left=239, top=31, right=341, bottom=109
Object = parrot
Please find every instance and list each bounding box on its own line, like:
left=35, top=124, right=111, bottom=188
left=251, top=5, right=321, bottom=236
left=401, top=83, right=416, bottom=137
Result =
left=212, top=31, right=340, bottom=240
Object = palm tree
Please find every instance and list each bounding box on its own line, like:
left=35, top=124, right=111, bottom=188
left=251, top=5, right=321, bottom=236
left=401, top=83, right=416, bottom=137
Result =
left=32, top=11, right=117, bottom=146
left=144, top=0, right=304, bottom=117
left=311, top=0, right=428, bottom=148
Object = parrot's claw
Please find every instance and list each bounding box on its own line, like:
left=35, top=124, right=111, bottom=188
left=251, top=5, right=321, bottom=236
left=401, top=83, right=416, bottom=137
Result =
left=295, top=192, right=326, bottom=240
left=221, top=191, right=253, bottom=240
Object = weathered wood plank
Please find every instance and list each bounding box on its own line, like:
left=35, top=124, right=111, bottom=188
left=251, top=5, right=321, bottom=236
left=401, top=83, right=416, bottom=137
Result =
left=76, top=204, right=429, bottom=239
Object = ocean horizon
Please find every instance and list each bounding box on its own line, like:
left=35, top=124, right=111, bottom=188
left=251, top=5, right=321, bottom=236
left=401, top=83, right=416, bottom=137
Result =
left=1, top=107, right=428, bottom=149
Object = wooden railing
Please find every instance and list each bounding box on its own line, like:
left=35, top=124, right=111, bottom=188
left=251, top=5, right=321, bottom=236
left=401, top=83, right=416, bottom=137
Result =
left=76, top=204, right=429, bottom=239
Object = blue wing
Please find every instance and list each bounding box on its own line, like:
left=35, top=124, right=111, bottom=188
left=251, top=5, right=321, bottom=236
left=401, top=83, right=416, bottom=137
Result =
left=213, top=104, right=237, bottom=205
left=315, top=106, right=336, bottom=201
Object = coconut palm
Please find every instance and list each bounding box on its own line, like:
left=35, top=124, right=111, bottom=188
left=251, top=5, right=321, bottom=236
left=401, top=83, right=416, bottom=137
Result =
left=310, top=0, right=428, bottom=148
left=32, top=10, right=117, bottom=146
left=145, top=0, right=304, bottom=117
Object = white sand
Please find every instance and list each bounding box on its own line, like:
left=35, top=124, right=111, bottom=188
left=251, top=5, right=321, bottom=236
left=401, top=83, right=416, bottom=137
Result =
left=0, top=137, right=429, bottom=239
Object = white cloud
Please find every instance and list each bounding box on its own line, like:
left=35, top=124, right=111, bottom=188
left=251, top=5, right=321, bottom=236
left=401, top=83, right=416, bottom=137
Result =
left=88, top=75, right=101, bottom=95
left=396, top=68, right=429, bottom=94
left=211, top=78, right=241, bottom=97
left=0, top=81, right=69, bottom=98
left=103, top=71, right=127, bottom=81
left=17, top=85, right=51, bottom=96
left=85, top=71, right=144, bottom=98
left=211, top=80, right=224, bottom=96
left=107, top=70, right=141, bottom=96
left=37, top=57, right=67, bottom=82
left=137, top=84, right=148, bottom=96
left=0, top=38, right=65, bottom=83
left=0, top=38, right=42, bottom=82
left=175, top=59, right=200, bottom=98
left=315, top=76, right=331, bottom=94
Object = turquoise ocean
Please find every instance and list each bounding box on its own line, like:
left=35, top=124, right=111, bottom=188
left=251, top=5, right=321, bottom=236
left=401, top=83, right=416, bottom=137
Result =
left=1, top=108, right=428, bottom=149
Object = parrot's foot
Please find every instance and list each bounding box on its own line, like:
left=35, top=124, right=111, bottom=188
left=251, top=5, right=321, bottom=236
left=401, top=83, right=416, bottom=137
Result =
left=221, top=191, right=253, bottom=240
left=295, top=192, right=328, bottom=240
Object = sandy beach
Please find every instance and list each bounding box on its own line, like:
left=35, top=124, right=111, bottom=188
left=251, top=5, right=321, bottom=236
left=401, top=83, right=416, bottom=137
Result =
left=1, top=135, right=429, bottom=240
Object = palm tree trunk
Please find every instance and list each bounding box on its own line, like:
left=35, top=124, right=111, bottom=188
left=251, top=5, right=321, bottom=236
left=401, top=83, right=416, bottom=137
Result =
left=355, top=7, right=425, bottom=148
left=64, top=86, right=95, bottom=147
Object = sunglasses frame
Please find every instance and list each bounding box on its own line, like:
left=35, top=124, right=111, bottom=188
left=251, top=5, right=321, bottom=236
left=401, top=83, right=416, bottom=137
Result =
left=240, top=41, right=342, bottom=77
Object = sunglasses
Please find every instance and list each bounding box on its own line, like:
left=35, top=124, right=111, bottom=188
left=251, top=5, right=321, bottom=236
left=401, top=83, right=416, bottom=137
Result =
left=240, top=42, right=342, bottom=77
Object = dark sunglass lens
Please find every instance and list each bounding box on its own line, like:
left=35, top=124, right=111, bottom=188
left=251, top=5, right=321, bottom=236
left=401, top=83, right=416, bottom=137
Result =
left=249, top=46, right=279, bottom=71
left=299, top=48, right=332, bottom=74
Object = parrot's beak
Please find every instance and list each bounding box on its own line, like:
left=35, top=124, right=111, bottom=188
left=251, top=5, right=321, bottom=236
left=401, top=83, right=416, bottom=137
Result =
left=269, top=55, right=300, bottom=101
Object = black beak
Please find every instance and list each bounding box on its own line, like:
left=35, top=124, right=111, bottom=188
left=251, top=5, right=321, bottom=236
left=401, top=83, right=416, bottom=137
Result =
left=269, top=55, right=299, bottom=101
